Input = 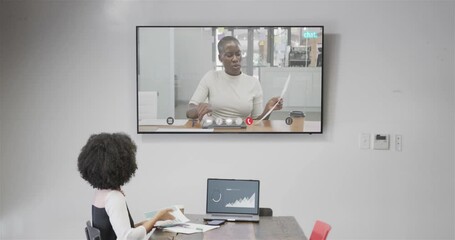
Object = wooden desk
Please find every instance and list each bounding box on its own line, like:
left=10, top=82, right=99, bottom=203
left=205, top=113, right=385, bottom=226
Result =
left=150, top=214, right=307, bottom=240
left=139, top=120, right=321, bottom=133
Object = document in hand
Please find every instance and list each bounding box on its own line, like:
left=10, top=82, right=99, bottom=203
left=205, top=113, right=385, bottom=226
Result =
left=256, top=73, right=291, bottom=123
left=144, top=205, right=190, bottom=227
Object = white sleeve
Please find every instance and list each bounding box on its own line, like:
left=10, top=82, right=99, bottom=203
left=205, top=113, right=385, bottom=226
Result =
left=105, top=191, right=147, bottom=240
left=189, top=71, right=211, bottom=105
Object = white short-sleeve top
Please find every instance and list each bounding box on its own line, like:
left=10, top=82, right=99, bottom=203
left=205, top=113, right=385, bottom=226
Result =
left=189, top=70, right=264, bottom=119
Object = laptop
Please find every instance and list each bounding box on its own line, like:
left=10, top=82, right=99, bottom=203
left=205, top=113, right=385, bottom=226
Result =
left=204, top=178, right=260, bottom=222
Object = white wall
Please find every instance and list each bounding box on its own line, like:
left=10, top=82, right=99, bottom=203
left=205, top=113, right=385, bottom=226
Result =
left=174, top=28, right=213, bottom=102
left=0, top=1, right=454, bottom=239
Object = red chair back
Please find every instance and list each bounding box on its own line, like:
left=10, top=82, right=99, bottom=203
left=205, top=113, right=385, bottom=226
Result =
left=309, top=220, right=331, bottom=240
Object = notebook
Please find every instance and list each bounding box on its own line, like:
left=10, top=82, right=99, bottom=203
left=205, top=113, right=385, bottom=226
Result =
left=204, top=178, right=260, bottom=222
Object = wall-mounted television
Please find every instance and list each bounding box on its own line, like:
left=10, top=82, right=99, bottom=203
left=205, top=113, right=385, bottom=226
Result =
left=136, top=26, right=323, bottom=134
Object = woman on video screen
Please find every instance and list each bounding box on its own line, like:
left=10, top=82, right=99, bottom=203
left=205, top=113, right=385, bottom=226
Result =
left=186, top=36, right=283, bottom=121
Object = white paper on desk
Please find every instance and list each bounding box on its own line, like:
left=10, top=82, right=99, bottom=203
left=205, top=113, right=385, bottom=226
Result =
left=144, top=206, right=190, bottom=227
left=163, top=223, right=219, bottom=234
left=256, top=73, right=291, bottom=123
left=163, top=226, right=200, bottom=234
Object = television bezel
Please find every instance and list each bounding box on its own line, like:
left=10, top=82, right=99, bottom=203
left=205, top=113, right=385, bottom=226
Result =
left=136, top=25, right=324, bottom=134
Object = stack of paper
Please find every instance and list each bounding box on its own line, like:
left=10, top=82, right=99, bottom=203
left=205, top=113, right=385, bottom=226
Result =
left=145, top=205, right=220, bottom=234
left=144, top=206, right=190, bottom=227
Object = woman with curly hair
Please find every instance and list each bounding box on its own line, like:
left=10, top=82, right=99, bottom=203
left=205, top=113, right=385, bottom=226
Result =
left=78, top=132, right=174, bottom=240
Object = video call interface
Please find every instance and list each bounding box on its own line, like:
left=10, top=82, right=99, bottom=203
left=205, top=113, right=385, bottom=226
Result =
left=137, top=26, right=323, bottom=133
left=206, top=179, right=259, bottom=214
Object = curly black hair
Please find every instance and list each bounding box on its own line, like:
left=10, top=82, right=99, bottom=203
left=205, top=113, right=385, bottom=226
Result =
left=77, top=132, right=138, bottom=190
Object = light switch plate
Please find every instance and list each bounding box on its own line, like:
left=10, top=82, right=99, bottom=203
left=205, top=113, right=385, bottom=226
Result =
left=359, top=133, right=371, bottom=149
left=373, top=134, right=389, bottom=150
left=395, top=135, right=402, bottom=151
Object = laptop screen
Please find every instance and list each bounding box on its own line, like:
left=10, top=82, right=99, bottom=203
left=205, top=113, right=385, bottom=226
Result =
left=206, top=179, right=260, bottom=215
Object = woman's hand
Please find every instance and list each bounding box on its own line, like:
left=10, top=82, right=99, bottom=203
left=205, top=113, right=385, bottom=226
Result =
left=186, top=103, right=213, bottom=120
left=265, top=97, right=283, bottom=112
left=256, top=97, right=283, bottom=120
left=155, top=208, right=175, bottom=221
left=141, top=208, right=175, bottom=233
left=195, top=103, right=213, bottom=121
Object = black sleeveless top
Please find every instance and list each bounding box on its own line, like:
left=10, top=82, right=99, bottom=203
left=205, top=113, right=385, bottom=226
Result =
left=92, top=205, right=134, bottom=240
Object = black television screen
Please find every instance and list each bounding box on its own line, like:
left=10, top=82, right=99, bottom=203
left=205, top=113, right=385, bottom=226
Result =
left=136, top=26, right=323, bottom=134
